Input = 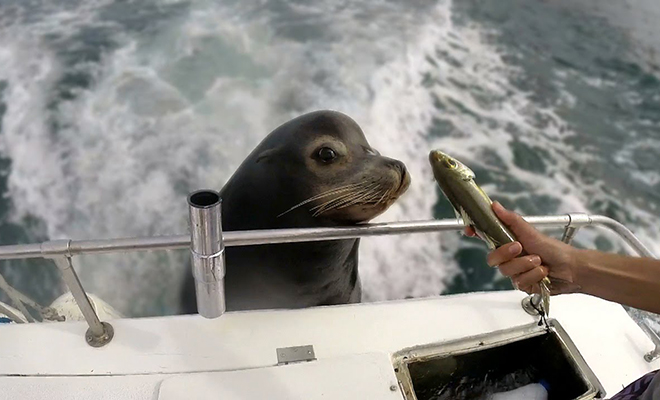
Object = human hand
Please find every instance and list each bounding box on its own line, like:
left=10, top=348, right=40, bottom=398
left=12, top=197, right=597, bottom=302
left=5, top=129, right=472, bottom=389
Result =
left=464, top=202, right=582, bottom=295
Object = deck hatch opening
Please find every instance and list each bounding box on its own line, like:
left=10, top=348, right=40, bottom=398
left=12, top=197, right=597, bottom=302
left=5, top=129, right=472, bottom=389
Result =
left=392, top=320, right=604, bottom=400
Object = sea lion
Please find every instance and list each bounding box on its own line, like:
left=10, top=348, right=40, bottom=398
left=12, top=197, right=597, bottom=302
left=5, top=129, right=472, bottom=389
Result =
left=180, top=110, right=410, bottom=313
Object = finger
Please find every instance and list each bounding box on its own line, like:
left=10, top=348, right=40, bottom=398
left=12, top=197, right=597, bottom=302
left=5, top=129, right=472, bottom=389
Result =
left=498, top=255, right=542, bottom=277
left=486, top=241, right=523, bottom=267
left=492, top=201, right=542, bottom=241
left=464, top=226, right=476, bottom=237
left=510, top=277, right=535, bottom=294
left=513, top=266, right=548, bottom=292
left=519, top=282, right=540, bottom=295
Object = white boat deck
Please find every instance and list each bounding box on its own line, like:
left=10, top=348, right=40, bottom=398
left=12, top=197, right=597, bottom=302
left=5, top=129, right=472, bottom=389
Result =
left=0, top=290, right=658, bottom=399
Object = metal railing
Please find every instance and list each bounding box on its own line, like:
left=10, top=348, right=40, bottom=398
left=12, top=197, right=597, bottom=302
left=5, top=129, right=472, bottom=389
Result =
left=0, top=203, right=657, bottom=361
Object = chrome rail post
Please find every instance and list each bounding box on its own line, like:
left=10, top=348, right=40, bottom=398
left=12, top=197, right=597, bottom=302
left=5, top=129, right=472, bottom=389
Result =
left=561, top=213, right=590, bottom=245
left=42, top=240, right=114, bottom=347
left=561, top=227, right=578, bottom=244
left=0, top=272, right=35, bottom=322
left=0, top=212, right=658, bottom=359
left=638, top=322, right=660, bottom=363
left=519, top=213, right=660, bottom=363
left=590, top=216, right=656, bottom=258
left=188, top=190, right=226, bottom=319
left=0, top=302, right=25, bottom=323
left=579, top=216, right=660, bottom=363
left=523, top=213, right=591, bottom=317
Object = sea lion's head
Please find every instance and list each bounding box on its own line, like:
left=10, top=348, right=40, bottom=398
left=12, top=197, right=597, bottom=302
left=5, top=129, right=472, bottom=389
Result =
left=244, top=110, right=410, bottom=225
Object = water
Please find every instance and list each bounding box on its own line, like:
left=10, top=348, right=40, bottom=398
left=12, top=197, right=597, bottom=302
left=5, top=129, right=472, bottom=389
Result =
left=0, top=0, right=658, bottom=323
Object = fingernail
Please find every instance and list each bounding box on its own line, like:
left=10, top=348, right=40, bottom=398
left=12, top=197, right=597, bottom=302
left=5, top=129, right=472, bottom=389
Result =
left=509, top=242, right=522, bottom=255
left=530, top=256, right=542, bottom=266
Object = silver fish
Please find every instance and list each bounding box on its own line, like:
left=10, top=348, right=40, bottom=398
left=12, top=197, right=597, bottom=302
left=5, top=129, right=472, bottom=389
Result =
left=429, top=149, right=551, bottom=317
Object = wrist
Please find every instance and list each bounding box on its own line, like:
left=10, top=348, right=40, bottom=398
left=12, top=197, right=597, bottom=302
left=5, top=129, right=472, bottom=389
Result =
left=570, top=248, right=592, bottom=293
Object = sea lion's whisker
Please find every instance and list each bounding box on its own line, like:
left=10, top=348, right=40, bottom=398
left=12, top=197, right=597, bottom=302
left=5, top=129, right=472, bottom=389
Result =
left=331, top=190, right=372, bottom=210
left=311, top=185, right=372, bottom=209
left=360, top=182, right=386, bottom=202
left=335, top=186, right=380, bottom=210
left=344, top=181, right=391, bottom=210
left=301, top=184, right=362, bottom=205
left=345, top=182, right=383, bottom=203
left=346, top=180, right=394, bottom=209
left=335, top=183, right=381, bottom=206
left=312, top=195, right=353, bottom=214
left=277, top=184, right=362, bottom=217
left=311, top=185, right=377, bottom=216
left=311, top=189, right=370, bottom=215
left=376, top=185, right=392, bottom=204
left=347, top=182, right=385, bottom=206
left=313, top=182, right=381, bottom=215
left=310, top=190, right=366, bottom=215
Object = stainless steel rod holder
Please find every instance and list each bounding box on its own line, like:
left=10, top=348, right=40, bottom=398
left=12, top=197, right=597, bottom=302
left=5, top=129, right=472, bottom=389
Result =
left=188, top=190, right=226, bottom=319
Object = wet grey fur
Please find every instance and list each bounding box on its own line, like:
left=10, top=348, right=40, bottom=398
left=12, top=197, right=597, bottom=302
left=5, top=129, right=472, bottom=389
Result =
left=180, top=110, right=407, bottom=313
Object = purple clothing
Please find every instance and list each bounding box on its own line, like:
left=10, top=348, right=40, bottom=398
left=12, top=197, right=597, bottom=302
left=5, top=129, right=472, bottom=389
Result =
left=609, top=370, right=659, bottom=400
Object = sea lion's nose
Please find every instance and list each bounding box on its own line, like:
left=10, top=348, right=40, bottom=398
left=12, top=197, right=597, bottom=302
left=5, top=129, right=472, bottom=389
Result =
left=385, top=159, right=406, bottom=175
left=384, top=159, right=409, bottom=191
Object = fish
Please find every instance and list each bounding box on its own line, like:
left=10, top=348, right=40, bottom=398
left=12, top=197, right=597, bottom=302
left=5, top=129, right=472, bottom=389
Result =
left=429, top=149, right=551, bottom=317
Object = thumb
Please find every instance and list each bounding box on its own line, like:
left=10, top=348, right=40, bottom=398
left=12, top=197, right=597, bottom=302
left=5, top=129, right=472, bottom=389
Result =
left=492, top=201, right=541, bottom=241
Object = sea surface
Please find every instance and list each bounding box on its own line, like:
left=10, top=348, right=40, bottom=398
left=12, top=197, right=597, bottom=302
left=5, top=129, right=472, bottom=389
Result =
left=0, top=0, right=659, bottom=336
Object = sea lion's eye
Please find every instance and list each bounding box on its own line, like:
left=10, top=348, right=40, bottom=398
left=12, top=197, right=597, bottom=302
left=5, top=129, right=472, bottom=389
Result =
left=443, top=158, right=457, bottom=169
left=317, top=147, right=337, bottom=162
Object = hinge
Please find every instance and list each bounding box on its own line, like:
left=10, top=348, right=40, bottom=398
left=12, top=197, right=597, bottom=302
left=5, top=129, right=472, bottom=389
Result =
left=276, top=345, right=316, bottom=365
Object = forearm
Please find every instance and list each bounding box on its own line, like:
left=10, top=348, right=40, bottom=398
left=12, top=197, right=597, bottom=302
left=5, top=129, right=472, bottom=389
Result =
left=574, top=249, right=660, bottom=314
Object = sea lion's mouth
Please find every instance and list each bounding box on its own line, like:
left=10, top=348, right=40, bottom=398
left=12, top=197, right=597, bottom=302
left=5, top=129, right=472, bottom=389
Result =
left=356, top=172, right=410, bottom=210
left=277, top=162, right=410, bottom=221
left=350, top=166, right=410, bottom=208
left=397, top=169, right=411, bottom=193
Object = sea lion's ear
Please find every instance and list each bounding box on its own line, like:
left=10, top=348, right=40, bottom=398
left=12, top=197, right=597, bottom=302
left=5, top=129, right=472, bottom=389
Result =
left=255, top=147, right=281, bottom=164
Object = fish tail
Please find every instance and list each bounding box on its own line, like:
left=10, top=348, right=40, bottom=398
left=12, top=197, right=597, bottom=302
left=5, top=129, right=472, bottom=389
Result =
left=540, top=277, right=551, bottom=317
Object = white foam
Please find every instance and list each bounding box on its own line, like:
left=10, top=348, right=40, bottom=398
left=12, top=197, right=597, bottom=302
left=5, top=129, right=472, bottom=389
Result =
left=0, top=0, right=658, bottom=318
left=488, top=383, right=548, bottom=400
left=0, top=0, right=456, bottom=315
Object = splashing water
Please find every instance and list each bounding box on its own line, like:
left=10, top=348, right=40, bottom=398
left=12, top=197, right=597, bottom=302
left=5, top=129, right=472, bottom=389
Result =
left=0, top=0, right=658, bottom=325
